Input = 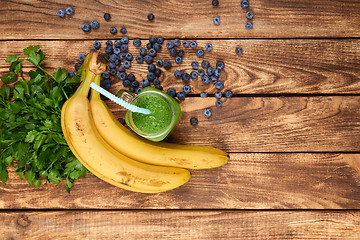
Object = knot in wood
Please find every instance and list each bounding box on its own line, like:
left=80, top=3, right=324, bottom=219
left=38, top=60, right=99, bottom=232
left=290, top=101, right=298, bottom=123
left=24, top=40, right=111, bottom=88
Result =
left=17, top=214, right=31, bottom=228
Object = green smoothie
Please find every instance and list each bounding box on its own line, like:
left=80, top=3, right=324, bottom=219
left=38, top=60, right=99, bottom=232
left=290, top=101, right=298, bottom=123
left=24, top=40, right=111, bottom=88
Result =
left=132, top=94, right=171, bottom=134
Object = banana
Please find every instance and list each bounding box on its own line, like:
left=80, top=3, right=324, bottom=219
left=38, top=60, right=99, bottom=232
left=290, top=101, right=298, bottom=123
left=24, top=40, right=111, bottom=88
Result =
left=61, top=52, right=191, bottom=193
left=89, top=78, right=228, bottom=169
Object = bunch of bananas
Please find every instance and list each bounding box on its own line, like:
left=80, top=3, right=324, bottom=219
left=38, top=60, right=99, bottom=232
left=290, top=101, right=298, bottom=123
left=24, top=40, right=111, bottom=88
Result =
left=61, top=52, right=228, bottom=193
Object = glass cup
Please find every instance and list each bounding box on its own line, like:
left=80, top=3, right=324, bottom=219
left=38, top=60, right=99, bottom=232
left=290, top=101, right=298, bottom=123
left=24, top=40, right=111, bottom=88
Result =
left=117, top=87, right=181, bottom=142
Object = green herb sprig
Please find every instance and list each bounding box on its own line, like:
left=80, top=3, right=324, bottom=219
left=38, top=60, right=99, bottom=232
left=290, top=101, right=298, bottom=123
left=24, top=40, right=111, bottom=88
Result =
left=0, top=45, right=87, bottom=192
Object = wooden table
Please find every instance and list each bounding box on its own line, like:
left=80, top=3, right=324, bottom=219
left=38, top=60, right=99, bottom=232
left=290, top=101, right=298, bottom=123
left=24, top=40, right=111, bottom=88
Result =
left=1, top=0, right=360, bottom=239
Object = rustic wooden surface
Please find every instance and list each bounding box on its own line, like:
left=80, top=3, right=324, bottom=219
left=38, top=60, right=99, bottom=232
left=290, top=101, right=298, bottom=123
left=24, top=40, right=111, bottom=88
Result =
left=1, top=0, right=360, bottom=239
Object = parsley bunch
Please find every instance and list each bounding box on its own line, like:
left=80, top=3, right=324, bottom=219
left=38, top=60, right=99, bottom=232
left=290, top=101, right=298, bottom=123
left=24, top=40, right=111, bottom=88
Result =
left=0, top=45, right=87, bottom=192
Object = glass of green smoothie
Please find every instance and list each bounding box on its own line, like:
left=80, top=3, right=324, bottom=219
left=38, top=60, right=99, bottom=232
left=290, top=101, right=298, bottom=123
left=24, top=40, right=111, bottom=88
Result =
left=117, top=87, right=181, bottom=142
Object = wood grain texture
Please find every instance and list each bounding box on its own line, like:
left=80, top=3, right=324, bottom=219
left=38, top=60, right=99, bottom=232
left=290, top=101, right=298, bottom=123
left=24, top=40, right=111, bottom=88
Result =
left=1, top=153, right=360, bottom=210
left=1, top=40, right=359, bottom=94
left=1, top=210, right=360, bottom=239
left=0, top=0, right=360, bottom=39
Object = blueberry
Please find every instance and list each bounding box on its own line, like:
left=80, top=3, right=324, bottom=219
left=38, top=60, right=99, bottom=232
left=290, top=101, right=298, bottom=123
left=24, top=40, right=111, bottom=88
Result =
left=174, top=39, right=181, bottom=47
left=213, top=17, right=220, bottom=25
left=215, top=81, right=224, bottom=90
left=125, top=53, right=133, bottom=61
left=110, top=68, right=117, bottom=76
left=156, top=59, right=163, bottom=67
left=110, top=27, right=117, bottom=34
left=196, top=49, right=205, bottom=57
left=118, top=72, right=127, bottom=81
left=235, top=47, right=243, bottom=55
left=201, top=60, right=210, bottom=69
left=175, top=56, right=182, bottom=64
left=155, top=84, right=163, bottom=90
left=120, top=27, right=127, bottom=34
left=114, top=40, right=121, bottom=48
left=190, top=117, right=199, bottom=126
left=146, top=42, right=152, bottom=50
left=200, top=92, right=207, bottom=98
left=68, top=71, right=75, bottom=78
left=215, top=99, right=223, bottom=107
left=181, top=73, right=190, bottom=82
left=212, top=0, right=219, bottom=7
left=78, top=54, right=86, bottom=62
left=174, top=70, right=182, bottom=78
left=203, top=109, right=212, bottom=118
left=201, top=75, right=210, bottom=84
left=109, top=54, right=117, bottom=62
left=147, top=72, right=156, bottom=81
left=155, top=68, right=162, bottom=77
left=90, top=20, right=99, bottom=29
left=104, top=13, right=111, bottom=21
left=89, top=48, right=97, bottom=53
left=214, top=69, right=221, bottom=77
left=118, top=66, right=126, bottom=72
left=141, top=79, right=150, bottom=88
left=129, top=86, right=136, bottom=93
left=177, top=91, right=186, bottom=100
left=198, top=69, right=205, bottom=76
left=190, top=71, right=198, bottom=79
left=102, top=71, right=110, bottom=79
left=163, top=60, right=172, bottom=70
left=136, top=87, right=143, bottom=94
left=74, top=62, right=82, bottom=71
left=128, top=73, right=135, bottom=82
left=133, top=39, right=141, bottom=47
left=214, top=91, right=222, bottom=99
left=109, top=63, right=116, bottom=70
left=118, top=117, right=125, bottom=125
left=148, top=63, right=156, bottom=73
left=166, top=41, right=175, bottom=49
left=105, top=46, right=113, bottom=54
left=123, top=80, right=131, bottom=87
left=121, top=36, right=129, bottom=44
left=102, top=79, right=111, bottom=89
left=115, top=59, right=121, bottom=66
left=149, top=48, right=157, bottom=57
left=182, top=40, right=190, bottom=48
left=118, top=53, right=126, bottom=61
left=57, top=9, right=65, bottom=18
left=178, top=49, right=185, bottom=57
left=166, top=88, right=176, bottom=98
left=149, top=36, right=157, bottom=44
left=93, top=41, right=101, bottom=49
left=224, top=89, right=233, bottom=98
left=120, top=44, right=129, bottom=52
left=157, top=37, right=164, bottom=44
left=205, top=43, right=213, bottom=51
left=140, top=48, right=147, bottom=56
left=216, top=61, right=225, bottom=70
left=183, top=85, right=191, bottom=93
left=147, top=13, right=155, bottom=21
left=113, top=48, right=121, bottom=55
left=65, top=7, right=74, bottom=16
left=169, top=48, right=178, bottom=56
left=123, top=60, right=131, bottom=68
left=144, top=55, right=153, bottom=64
left=153, top=79, right=160, bottom=85
left=207, top=67, right=215, bottom=76
left=210, top=75, right=218, bottom=83
left=81, top=23, right=91, bottom=32
left=191, top=61, right=199, bottom=69
left=106, top=40, right=113, bottom=47
left=246, top=11, right=254, bottom=20
left=132, top=80, right=139, bottom=88
left=190, top=41, right=197, bottom=48
left=241, top=0, right=249, bottom=9
left=245, top=22, right=253, bottom=30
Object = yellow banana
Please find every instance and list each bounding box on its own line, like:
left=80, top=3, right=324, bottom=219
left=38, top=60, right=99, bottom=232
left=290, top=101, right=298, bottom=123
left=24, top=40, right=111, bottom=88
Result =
left=89, top=78, right=228, bottom=169
left=61, top=52, right=191, bottom=193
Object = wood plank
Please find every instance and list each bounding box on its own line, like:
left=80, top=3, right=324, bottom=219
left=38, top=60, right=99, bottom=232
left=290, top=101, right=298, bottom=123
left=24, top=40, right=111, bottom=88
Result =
left=1, top=0, right=360, bottom=39
left=1, top=210, right=360, bottom=239
left=1, top=153, right=360, bottom=209
left=1, top=39, right=359, bottom=94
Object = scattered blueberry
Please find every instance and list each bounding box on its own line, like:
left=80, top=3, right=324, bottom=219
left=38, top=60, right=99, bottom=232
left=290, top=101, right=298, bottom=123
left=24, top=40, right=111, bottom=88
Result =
left=178, top=50, right=185, bottom=58
left=214, top=69, right=221, bottom=77
left=163, top=60, right=172, bottom=70
left=190, top=71, right=198, bottom=79
left=81, top=23, right=91, bottom=32
left=118, top=66, right=126, bottom=72
left=154, top=68, right=162, bottom=77
left=109, top=54, right=117, bottom=62
left=201, top=75, right=210, bottom=84
left=210, top=75, right=218, bottom=83
left=212, top=0, right=219, bottom=6
left=106, top=40, right=113, bottom=47
left=129, top=86, right=136, bottom=93
left=113, top=48, right=121, bottom=55
left=102, top=79, right=111, bottom=89
left=198, top=69, right=205, bottom=76
left=146, top=42, right=152, bottom=50
left=174, top=70, right=182, bottom=78
left=118, top=72, right=128, bottom=81
left=123, top=80, right=131, bottom=87
left=205, top=43, right=213, bottom=51
left=120, top=27, right=127, bottom=34
left=175, top=56, right=182, bottom=64
left=177, top=91, right=186, bottom=100
left=149, top=36, right=157, bottom=44
left=147, top=13, right=155, bottom=21
left=102, top=71, right=110, bottom=79
left=136, top=87, right=143, bottom=94
left=110, top=27, right=117, bottom=34
left=118, top=53, right=126, bottom=61
left=183, top=85, right=191, bottom=93
left=190, top=117, right=199, bottom=126
left=121, top=36, right=129, bottom=44
left=128, top=73, right=135, bottom=81
left=153, top=79, right=160, bottom=85
left=174, top=39, right=181, bottom=47
left=132, top=81, right=139, bottom=88
left=57, top=9, right=65, bottom=18
left=120, top=44, right=129, bottom=52
left=201, top=60, right=210, bottom=69
left=157, top=37, right=164, bottom=44
left=153, top=43, right=162, bottom=51
left=246, top=11, right=254, bottom=20
left=207, top=67, right=215, bottom=76
left=114, top=40, right=121, bottom=48
left=78, top=54, right=86, bottom=62
left=144, top=55, right=153, bottom=64
left=196, top=49, right=205, bottom=57
left=182, top=40, right=190, bottom=48
left=155, top=84, right=163, bottom=90
left=241, top=0, right=249, bottom=9
left=93, top=41, right=101, bottom=49
left=224, top=90, right=233, bottom=98
left=166, top=88, right=176, bottom=98
left=203, top=109, right=212, bottom=118
left=104, top=13, right=111, bottom=21
left=110, top=68, right=117, bottom=76
left=125, top=53, right=133, bottom=61
left=214, top=91, right=222, bottom=99
left=235, top=47, right=243, bottom=55
left=105, top=46, right=113, bottom=54
left=181, top=73, right=190, bottom=82
left=169, top=48, right=178, bottom=56
left=215, top=81, right=224, bottom=90
left=200, top=92, right=208, bottom=98
left=149, top=48, right=157, bottom=57
left=90, top=20, right=99, bottom=29
left=216, top=61, right=225, bottom=70
left=140, top=48, right=147, bottom=56
left=191, top=61, right=199, bottom=69
left=68, top=71, right=75, bottom=78
left=74, top=63, right=81, bottom=71
left=148, top=63, right=156, bottom=72
left=156, top=59, right=163, bottom=67
left=166, top=41, right=175, bottom=49
left=213, top=17, right=220, bottom=25
left=245, top=22, right=253, bottom=30
left=215, top=99, right=223, bottom=107
left=133, top=39, right=141, bottom=47
left=190, top=41, right=197, bottom=48
left=141, top=79, right=150, bottom=87
left=147, top=72, right=156, bottom=81
left=123, top=60, right=131, bottom=68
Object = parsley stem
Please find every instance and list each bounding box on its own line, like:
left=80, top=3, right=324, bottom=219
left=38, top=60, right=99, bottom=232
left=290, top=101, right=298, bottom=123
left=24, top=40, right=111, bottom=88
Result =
left=35, top=64, right=56, bottom=82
